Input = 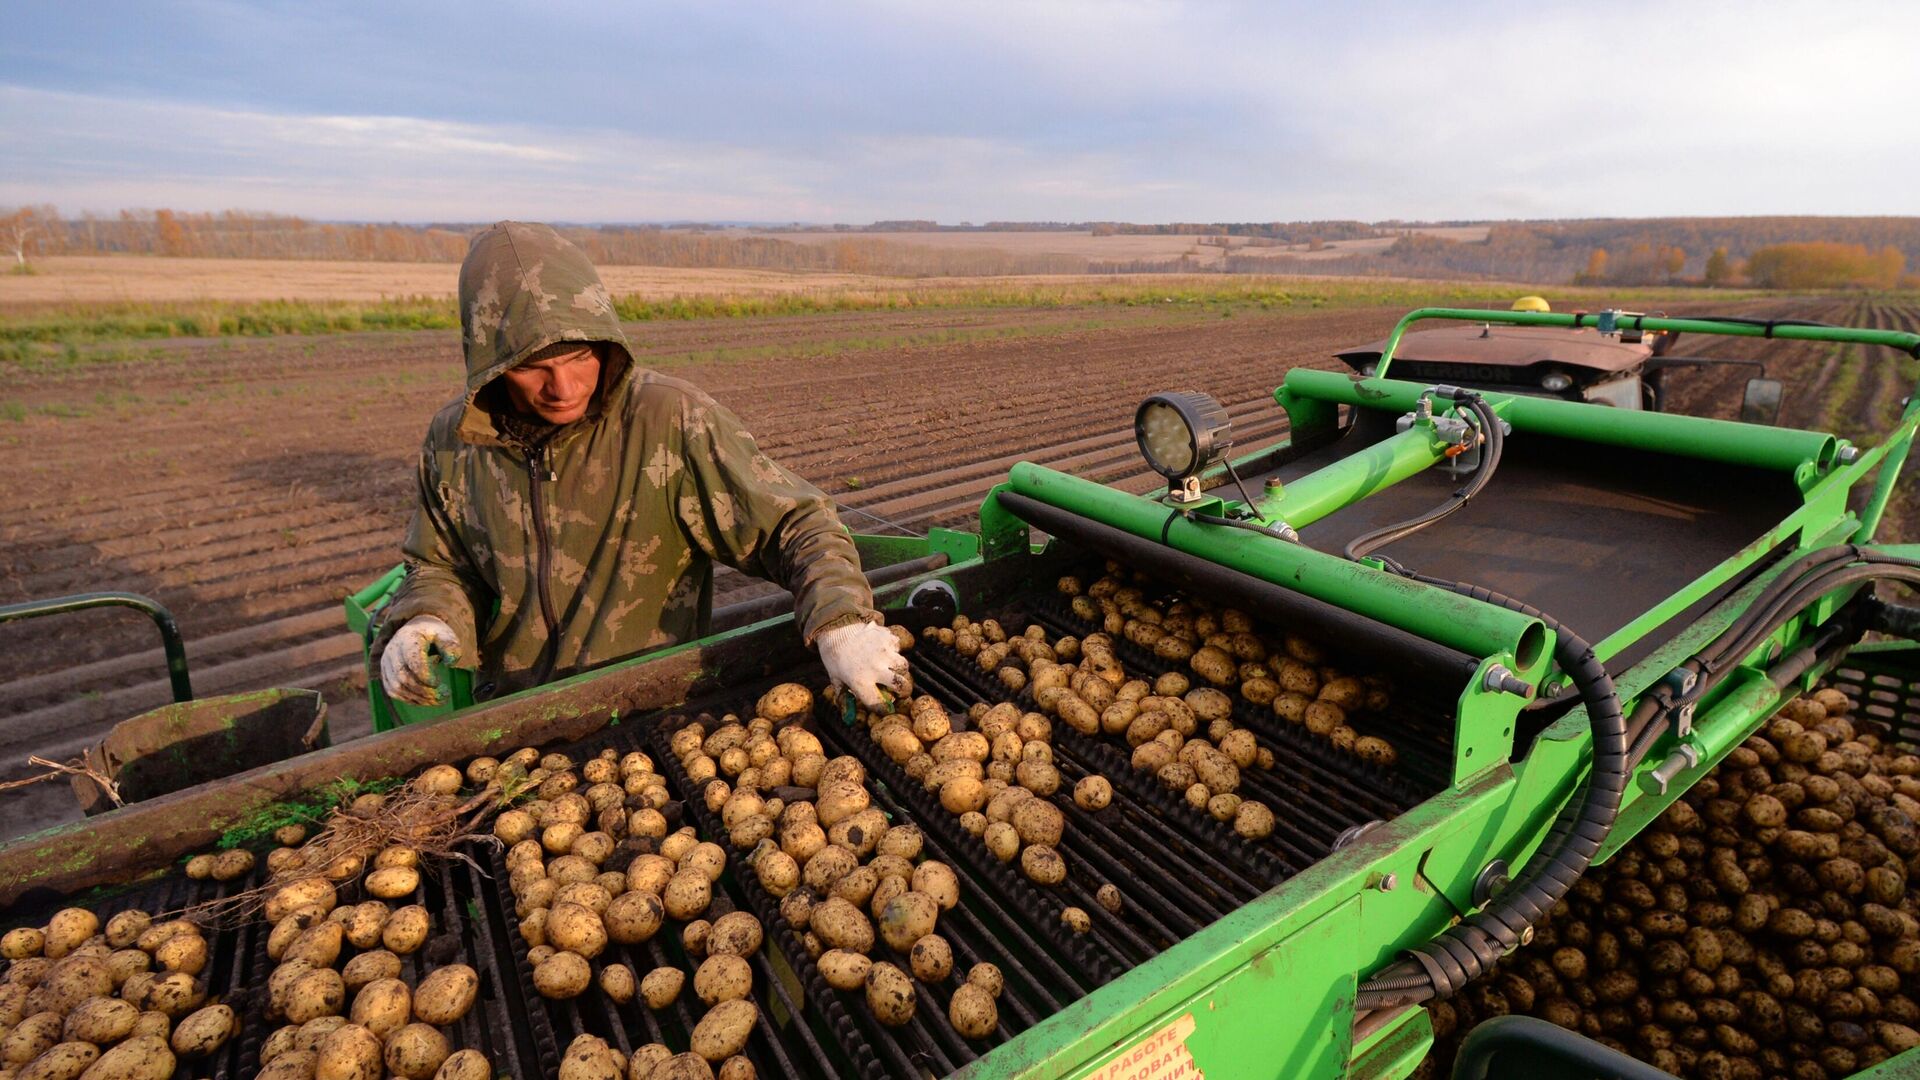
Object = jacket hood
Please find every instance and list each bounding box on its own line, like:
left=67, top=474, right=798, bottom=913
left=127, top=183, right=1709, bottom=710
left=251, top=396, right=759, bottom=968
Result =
left=456, top=221, right=633, bottom=442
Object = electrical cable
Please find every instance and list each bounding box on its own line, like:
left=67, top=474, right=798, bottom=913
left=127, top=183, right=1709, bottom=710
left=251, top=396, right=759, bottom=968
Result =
left=1188, top=511, right=1297, bottom=543
left=1353, top=577, right=1626, bottom=1011
left=1344, top=392, right=1505, bottom=564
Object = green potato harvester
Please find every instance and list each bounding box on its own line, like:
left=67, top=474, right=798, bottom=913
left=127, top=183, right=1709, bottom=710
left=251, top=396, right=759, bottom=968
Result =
left=6, top=306, right=1920, bottom=1080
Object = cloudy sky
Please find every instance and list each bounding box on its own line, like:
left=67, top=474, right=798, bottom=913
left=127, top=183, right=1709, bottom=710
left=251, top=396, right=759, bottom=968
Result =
left=3, top=1, right=1915, bottom=223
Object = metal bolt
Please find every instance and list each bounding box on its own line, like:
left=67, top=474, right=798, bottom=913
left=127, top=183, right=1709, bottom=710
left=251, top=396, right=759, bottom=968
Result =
left=1483, top=664, right=1533, bottom=698
left=1646, top=744, right=1700, bottom=796
left=1839, top=446, right=1861, bottom=465
left=1377, top=873, right=1398, bottom=892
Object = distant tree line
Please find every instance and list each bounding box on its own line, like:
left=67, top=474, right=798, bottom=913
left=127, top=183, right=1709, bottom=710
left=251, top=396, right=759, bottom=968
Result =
left=5, top=207, right=1918, bottom=289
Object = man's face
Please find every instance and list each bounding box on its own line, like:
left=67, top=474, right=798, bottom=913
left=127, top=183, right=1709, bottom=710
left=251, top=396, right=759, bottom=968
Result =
left=499, top=345, right=601, bottom=425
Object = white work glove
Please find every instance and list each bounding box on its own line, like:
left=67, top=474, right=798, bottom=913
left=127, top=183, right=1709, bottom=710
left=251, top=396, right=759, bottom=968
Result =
left=817, top=620, right=910, bottom=712
left=380, top=615, right=462, bottom=706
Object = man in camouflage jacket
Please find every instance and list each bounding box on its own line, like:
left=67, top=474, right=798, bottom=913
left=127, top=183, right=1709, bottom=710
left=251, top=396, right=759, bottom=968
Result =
left=373, top=222, right=907, bottom=707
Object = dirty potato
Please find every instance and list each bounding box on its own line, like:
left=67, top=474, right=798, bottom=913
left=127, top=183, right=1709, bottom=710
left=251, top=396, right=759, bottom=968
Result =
left=865, top=963, right=917, bottom=1027
left=693, top=954, right=754, bottom=1006
left=949, top=982, right=999, bottom=1039
left=818, top=950, right=872, bottom=991
left=690, top=999, right=758, bottom=1062
left=411, top=964, right=478, bottom=1026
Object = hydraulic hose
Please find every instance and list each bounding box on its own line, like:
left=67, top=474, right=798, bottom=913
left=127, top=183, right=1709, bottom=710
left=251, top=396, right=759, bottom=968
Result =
left=1354, top=581, right=1626, bottom=1012
left=1344, top=391, right=1504, bottom=566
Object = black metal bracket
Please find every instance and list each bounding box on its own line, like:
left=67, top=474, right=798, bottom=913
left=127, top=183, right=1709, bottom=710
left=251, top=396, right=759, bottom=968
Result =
left=0, top=591, right=193, bottom=703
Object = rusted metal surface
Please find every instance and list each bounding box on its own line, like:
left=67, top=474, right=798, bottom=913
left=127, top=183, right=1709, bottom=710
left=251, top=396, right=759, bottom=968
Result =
left=1336, top=324, right=1652, bottom=375
left=72, top=688, right=327, bottom=815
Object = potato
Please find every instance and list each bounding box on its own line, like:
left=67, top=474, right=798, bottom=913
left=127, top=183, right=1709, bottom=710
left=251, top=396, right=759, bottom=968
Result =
left=545, top=902, right=608, bottom=959
left=1073, top=775, right=1113, bottom=812
left=1061, top=907, right=1092, bottom=934
left=494, top=809, right=537, bottom=845
left=286, top=968, right=348, bottom=1024
left=949, top=981, right=999, bottom=1039
left=690, top=999, right=757, bottom=1062
left=168, top=1003, right=236, bottom=1058
left=663, top=871, right=714, bottom=921
left=4, top=1012, right=60, bottom=1066
left=756, top=682, right=813, bottom=722
left=649, top=1052, right=717, bottom=1080
left=259, top=1050, right=320, bottom=1080
left=266, top=879, right=338, bottom=923
left=707, top=912, right=763, bottom=958
left=349, top=977, right=411, bottom=1038
left=63, top=997, right=138, bottom=1045
left=314, top=1023, right=382, bottom=1080
left=184, top=854, right=215, bottom=880
left=42, top=910, right=97, bottom=961
left=38, top=956, right=115, bottom=1012
left=1022, top=845, right=1067, bottom=886
left=383, top=1023, right=451, bottom=1080
left=910, top=862, right=960, bottom=911
left=818, top=949, right=872, bottom=991
left=967, top=962, right=1004, bottom=998
left=382, top=905, right=431, bottom=955
left=210, top=847, right=256, bottom=881
left=143, top=970, right=204, bottom=1018
left=1353, top=736, right=1397, bottom=767
left=1, top=926, right=45, bottom=960
left=878, top=892, right=939, bottom=953
left=980, top=820, right=1018, bottom=863
left=282, top=921, right=343, bottom=970
left=641, top=967, right=685, bottom=1009
left=909, top=934, right=953, bottom=982
left=1011, top=799, right=1065, bottom=848
left=101, top=910, right=150, bottom=951
left=693, top=954, right=753, bottom=1005
left=739, top=843, right=795, bottom=898
left=810, top=898, right=875, bottom=953
left=865, top=962, right=917, bottom=1027
left=534, top=951, right=592, bottom=999
left=594, top=963, right=636, bottom=1006
left=434, top=1048, right=491, bottom=1080
left=598, top=891, right=666, bottom=948
left=364, top=866, right=421, bottom=900
left=717, top=1057, right=755, bottom=1080
left=337, top=950, right=399, bottom=993
left=1234, top=800, right=1275, bottom=840
left=18, top=1041, right=98, bottom=1080
left=1190, top=646, right=1238, bottom=686
left=410, top=964, right=478, bottom=1026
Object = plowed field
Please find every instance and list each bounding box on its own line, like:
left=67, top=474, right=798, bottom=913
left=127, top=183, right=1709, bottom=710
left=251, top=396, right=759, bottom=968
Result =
left=3, top=296, right=1911, bottom=838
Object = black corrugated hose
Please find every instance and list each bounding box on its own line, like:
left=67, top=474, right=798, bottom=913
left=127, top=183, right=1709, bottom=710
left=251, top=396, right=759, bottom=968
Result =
left=1352, top=582, right=1627, bottom=1010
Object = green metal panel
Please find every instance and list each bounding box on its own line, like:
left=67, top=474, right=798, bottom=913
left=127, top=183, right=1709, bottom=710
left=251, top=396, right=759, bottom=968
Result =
left=1005, top=462, right=1551, bottom=669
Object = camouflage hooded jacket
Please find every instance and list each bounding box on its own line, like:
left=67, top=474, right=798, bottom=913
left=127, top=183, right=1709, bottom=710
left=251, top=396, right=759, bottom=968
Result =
left=373, top=222, right=875, bottom=698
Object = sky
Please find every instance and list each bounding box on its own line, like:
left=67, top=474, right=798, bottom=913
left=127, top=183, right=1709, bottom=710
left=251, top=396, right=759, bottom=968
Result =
left=2, top=0, right=1917, bottom=224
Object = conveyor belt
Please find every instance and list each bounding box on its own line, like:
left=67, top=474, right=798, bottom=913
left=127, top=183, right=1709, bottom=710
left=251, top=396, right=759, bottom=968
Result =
left=1, top=603, right=1450, bottom=1078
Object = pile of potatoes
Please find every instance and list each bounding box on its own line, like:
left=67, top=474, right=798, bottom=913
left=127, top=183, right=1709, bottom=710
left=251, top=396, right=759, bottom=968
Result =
left=932, top=599, right=1284, bottom=845
left=674, top=684, right=1008, bottom=1040
left=0, top=903, right=234, bottom=1080
left=493, top=744, right=761, bottom=1080
left=1058, top=570, right=1400, bottom=769
left=1428, top=688, right=1920, bottom=1080
left=250, top=765, right=491, bottom=1080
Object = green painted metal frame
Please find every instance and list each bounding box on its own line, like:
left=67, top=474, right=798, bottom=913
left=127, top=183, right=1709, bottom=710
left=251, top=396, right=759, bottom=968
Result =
left=952, top=310, right=1920, bottom=1078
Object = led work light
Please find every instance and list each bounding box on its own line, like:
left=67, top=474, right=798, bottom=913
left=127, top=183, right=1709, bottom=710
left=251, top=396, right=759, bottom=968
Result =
left=1135, top=391, right=1231, bottom=501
